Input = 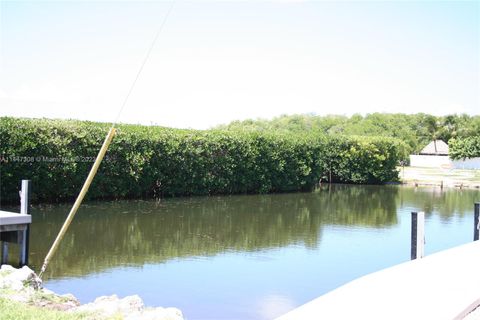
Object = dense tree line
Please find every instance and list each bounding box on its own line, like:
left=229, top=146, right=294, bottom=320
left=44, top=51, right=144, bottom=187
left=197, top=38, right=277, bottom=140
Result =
left=217, top=113, right=480, bottom=155
left=0, top=117, right=404, bottom=203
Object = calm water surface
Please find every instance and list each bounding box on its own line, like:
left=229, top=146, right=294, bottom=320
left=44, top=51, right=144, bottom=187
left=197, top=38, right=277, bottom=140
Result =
left=11, top=185, right=480, bottom=320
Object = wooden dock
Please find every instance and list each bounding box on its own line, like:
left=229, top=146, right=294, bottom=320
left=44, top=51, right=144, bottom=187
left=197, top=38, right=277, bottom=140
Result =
left=0, top=180, right=31, bottom=266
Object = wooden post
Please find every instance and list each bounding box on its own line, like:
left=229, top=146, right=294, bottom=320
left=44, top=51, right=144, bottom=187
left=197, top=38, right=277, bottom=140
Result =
left=1, top=242, right=7, bottom=264
left=19, top=180, right=31, bottom=266
left=411, top=211, right=425, bottom=260
left=474, top=203, right=480, bottom=241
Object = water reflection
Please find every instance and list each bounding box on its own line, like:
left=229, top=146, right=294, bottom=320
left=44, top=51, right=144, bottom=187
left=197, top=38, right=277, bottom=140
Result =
left=24, top=185, right=478, bottom=281
left=256, top=294, right=296, bottom=319
left=398, top=187, right=479, bottom=219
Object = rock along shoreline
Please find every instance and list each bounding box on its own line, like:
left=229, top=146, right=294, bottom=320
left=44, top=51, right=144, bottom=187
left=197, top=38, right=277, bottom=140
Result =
left=0, top=264, right=184, bottom=320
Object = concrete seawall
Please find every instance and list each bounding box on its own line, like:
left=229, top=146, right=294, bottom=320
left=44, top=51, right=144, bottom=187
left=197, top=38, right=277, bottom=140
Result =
left=276, top=241, right=480, bottom=320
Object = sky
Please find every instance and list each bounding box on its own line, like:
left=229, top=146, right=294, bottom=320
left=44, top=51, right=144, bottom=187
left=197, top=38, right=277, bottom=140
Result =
left=0, top=0, right=478, bottom=129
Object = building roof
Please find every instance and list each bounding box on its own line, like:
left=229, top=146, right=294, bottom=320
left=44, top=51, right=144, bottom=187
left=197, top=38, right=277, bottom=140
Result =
left=420, top=140, right=449, bottom=155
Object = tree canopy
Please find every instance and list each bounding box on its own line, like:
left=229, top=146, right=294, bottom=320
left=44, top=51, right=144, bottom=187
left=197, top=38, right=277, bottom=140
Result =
left=216, top=113, right=480, bottom=155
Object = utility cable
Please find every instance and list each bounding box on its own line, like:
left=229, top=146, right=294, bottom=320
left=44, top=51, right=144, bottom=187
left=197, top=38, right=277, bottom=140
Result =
left=39, top=1, right=176, bottom=279
left=112, top=0, right=176, bottom=128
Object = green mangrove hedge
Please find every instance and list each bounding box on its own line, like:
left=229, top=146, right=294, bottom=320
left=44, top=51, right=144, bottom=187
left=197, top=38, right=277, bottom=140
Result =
left=0, top=117, right=406, bottom=203
left=449, top=136, right=480, bottom=160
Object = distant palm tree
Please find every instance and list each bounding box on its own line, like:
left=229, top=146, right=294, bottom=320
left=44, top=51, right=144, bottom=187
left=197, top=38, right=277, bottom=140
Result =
left=423, top=116, right=442, bottom=153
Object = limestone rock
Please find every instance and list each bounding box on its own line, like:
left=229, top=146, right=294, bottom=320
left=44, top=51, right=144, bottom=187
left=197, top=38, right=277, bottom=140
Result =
left=131, top=307, right=184, bottom=320
left=74, top=294, right=144, bottom=318
left=0, top=264, right=42, bottom=290
left=75, top=294, right=184, bottom=320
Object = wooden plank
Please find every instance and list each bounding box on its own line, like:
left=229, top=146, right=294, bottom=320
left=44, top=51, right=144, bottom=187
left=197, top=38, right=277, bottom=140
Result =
left=0, top=224, right=28, bottom=232
left=0, top=211, right=32, bottom=225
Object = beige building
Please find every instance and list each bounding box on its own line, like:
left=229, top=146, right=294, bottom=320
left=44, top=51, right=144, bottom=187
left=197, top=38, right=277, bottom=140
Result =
left=410, top=140, right=451, bottom=168
left=419, top=140, right=449, bottom=156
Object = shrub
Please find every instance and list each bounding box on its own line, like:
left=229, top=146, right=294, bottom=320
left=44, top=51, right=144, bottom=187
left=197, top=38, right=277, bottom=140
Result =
left=0, top=117, right=405, bottom=203
left=449, top=136, right=480, bottom=160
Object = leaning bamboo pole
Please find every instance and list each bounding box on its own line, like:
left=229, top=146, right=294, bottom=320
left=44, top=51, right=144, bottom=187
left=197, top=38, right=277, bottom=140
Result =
left=39, top=127, right=116, bottom=278
left=38, top=1, right=175, bottom=280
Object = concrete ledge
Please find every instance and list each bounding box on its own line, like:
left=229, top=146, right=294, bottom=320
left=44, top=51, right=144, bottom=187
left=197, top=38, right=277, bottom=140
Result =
left=276, top=241, right=480, bottom=320
left=0, top=211, right=32, bottom=226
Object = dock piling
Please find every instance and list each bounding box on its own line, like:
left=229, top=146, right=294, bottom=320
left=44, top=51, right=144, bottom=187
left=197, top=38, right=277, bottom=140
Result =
left=19, top=180, right=31, bottom=266
left=1, top=242, right=8, bottom=264
left=474, top=203, right=480, bottom=241
left=411, top=211, right=425, bottom=260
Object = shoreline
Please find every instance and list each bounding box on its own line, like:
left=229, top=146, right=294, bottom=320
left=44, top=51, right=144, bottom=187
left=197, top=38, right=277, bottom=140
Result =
left=0, top=265, right=184, bottom=320
left=400, top=181, right=480, bottom=190
left=399, top=166, right=480, bottom=190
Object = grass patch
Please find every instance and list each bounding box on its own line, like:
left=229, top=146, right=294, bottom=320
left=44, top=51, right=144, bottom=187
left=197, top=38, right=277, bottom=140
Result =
left=28, top=290, right=74, bottom=306
left=0, top=298, right=89, bottom=320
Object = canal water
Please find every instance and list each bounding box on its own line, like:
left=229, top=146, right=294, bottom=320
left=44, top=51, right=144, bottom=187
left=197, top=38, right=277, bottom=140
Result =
left=16, top=185, right=480, bottom=319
